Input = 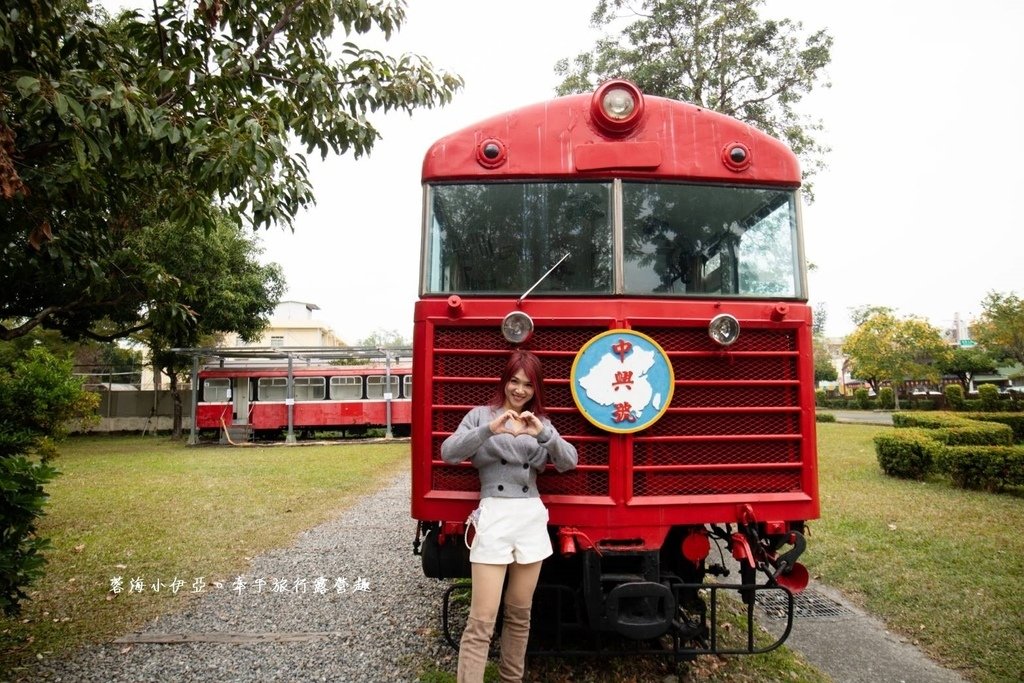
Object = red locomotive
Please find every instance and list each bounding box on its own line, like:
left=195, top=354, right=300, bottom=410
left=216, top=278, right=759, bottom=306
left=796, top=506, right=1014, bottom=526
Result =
left=195, top=362, right=412, bottom=438
left=410, top=80, right=818, bottom=656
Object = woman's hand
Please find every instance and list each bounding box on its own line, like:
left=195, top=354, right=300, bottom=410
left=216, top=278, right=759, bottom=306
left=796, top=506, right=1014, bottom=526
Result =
left=517, top=411, right=543, bottom=437
left=488, top=410, right=543, bottom=436
left=489, top=409, right=519, bottom=435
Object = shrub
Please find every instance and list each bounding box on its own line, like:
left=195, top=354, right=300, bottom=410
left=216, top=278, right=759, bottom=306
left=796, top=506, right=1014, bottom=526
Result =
left=874, top=429, right=939, bottom=479
left=815, top=389, right=826, bottom=407
left=978, top=384, right=1001, bottom=412
left=936, top=445, right=1024, bottom=491
left=932, top=422, right=1013, bottom=447
left=0, top=348, right=98, bottom=616
left=892, top=412, right=966, bottom=429
left=854, top=388, right=870, bottom=409
left=878, top=387, right=895, bottom=410
left=944, top=384, right=965, bottom=410
left=816, top=412, right=836, bottom=423
left=963, top=413, right=1024, bottom=442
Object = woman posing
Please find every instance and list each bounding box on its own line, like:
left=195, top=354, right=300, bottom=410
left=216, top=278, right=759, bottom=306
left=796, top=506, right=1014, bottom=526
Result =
left=441, top=350, right=578, bottom=683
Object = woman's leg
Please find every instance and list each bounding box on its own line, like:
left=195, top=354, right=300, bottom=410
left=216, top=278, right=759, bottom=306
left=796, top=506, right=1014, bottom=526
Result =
left=457, top=562, right=508, bottom=683
left=498, top=561, right=542, bottom=683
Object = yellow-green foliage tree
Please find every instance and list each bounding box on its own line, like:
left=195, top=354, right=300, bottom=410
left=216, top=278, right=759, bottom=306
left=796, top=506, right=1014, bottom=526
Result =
left=842, top=308, right=952, bottom=410
left=974, top=291, right=1024, bottom=368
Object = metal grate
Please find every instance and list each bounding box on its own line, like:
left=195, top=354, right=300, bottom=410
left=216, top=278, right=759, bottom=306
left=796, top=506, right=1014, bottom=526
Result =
left=635, top=327, right=797, bottom=353
left=633, top=439, right=801, bottom=467
left=756, top=589, right=853, bottom=620
left=428, top=322, right=809, bottom=500
left=632, top=470, right=801, bottom=496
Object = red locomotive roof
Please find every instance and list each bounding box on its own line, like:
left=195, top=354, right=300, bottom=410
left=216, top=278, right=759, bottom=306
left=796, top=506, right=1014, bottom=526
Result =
left=422, top=86, right=801, bottom=185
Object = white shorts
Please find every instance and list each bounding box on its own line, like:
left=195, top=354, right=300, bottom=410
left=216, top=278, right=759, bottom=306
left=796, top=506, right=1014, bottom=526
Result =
left=468, top=497, right=552, bottom=565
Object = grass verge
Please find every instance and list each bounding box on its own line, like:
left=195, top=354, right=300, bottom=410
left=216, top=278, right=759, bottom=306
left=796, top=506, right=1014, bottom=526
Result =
left=0, top=434, right=408, bottom=676
left=808, top=422, right=1024, bottom=683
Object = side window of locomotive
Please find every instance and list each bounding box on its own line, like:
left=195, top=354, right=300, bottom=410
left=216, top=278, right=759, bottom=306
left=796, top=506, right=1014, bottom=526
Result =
left=294, top=377, right=326, bottom=401
left=203, top=378, right=231, bottom=402
left=367, top=375, right=400, bottom=399
left=258, top=378, right=287, bottom=401
left=330, top=376, right=363, bottom=400
left=735, top=198, right=799, bottom=296
left=402, top=375, right=412, bottom=399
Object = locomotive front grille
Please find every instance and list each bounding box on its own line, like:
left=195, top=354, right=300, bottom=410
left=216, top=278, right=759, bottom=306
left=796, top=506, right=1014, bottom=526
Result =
left=428, top=322, right=809, bottom=501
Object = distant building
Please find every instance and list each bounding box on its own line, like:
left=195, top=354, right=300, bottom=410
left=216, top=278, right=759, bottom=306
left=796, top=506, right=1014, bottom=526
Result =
left=220, top=301, right=346, bottom=348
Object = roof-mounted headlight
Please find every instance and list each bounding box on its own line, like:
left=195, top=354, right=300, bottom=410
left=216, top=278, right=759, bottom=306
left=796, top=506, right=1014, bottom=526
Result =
left=708, top=314, right=740, bottom=347
left=501, top=311, right=534, bottom=345
left=590, top=80, right=645, bottom=135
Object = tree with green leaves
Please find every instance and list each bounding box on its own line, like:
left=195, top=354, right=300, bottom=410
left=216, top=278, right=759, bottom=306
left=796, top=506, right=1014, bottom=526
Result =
left=973, top=291, right=1024, bottom=367
left=136, top=215, right=285, bottom=437
left=841, top=309, right=952, bottom=409
left=555, top=0, right=832, bottom=195
left=937, top=346, right=998, bottom=393
left=358, top=328, right=411, bottom=349
left=812, top=334, right=837, bottom=384
left=1, top=0, right=461, bottom=343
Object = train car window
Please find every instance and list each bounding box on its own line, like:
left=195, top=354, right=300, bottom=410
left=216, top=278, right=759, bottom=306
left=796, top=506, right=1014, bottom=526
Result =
left=257, top=377, right=326, bottom=401
left=402, top=375, right=412, bottom=399
left=367, top=375, right=400, bottom=399
left=294, top=377, right=325, bottom=401
left=258, top=378, right=287, bottom=401
left=203, top=378, right=231, bottom=402
left=425, top=182, right=613, bottom=294
left=330, top=376, right=363, bottom=400
left=622, top=183, right=801, bottom=298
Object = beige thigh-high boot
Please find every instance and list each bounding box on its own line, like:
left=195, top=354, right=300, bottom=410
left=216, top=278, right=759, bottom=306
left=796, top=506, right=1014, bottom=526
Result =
left=457, top=615, right=495, bottom=683
left=498, top=602, right=532, bottom=683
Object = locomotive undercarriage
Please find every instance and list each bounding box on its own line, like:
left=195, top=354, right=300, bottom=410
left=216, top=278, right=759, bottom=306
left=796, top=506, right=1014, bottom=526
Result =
left=417, top=518, right=807, bottom=659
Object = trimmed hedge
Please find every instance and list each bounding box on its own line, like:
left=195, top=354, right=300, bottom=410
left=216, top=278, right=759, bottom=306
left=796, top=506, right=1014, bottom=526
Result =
left=878, top=386, right=895, bottom=410
left=892, top=412, right=966, bottom=429
left=978, top=384, right=1001, bottom=412
left=877, top=411, right=1023, bottom=491
left=874, top=428, right=939, bottom=479
left=816, top=412, right=836, bottom=423
left=854, top=388, right=870, bottom=409
left=963, top=413, right=1024, bottom=442
left=932, top=422, right=1013, bottom=447
left=936, top=446, right=1024, bottom=492
left=944, top=384, right=965, bottom=409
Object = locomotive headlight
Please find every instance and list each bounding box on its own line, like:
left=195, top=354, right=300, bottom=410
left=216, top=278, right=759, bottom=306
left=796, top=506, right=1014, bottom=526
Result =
left=590, top=80, right=644, bottom=134
left=708, top=314, right=740, bottom=347
left=602, top=87, right=636, bottom=120
left=501, top=311, right=534, bottom=344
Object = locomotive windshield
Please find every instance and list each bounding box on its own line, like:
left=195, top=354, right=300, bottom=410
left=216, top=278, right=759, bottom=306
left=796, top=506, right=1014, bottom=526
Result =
left=423, top=181, right=802, bottom=298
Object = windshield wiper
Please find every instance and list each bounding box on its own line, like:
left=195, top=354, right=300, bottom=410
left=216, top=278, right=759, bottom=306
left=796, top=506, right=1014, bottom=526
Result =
left=518, top=252, right=570, bottom=306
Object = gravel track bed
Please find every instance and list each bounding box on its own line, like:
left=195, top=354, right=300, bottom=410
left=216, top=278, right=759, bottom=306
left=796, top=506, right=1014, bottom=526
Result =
left=32, top=471, right=456, bottom=682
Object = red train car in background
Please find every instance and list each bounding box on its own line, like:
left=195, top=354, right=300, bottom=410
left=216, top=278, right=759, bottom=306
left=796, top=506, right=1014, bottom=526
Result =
left=195, top=362, right=412, bottom=439
left=410, top=80, right=818, bottom=657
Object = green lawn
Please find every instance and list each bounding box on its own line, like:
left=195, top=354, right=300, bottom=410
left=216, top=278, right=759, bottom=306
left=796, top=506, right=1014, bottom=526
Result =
left=808, top=423, right=1024, bottom=683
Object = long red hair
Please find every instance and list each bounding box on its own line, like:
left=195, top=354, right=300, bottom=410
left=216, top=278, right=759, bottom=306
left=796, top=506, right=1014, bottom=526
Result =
left=490, top=350, right=546, bottom=416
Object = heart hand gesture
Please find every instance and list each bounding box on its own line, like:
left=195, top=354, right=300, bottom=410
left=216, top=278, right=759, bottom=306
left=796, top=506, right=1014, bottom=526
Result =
left=489, top=410, right=543, bottom=437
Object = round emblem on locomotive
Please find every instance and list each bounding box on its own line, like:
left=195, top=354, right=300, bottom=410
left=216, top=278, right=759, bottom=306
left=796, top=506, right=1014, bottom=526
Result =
left=570, top=330, right=675, bottom=434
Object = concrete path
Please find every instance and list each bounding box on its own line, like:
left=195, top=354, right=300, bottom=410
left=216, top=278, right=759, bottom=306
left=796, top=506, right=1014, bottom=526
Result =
left=757, top=579, right=967, bottom=683
left=823, top=410, right=895, bottom=426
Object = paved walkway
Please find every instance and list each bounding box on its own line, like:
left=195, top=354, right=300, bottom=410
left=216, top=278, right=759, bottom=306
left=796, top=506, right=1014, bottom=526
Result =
left=756, top=577, right=967, bottom=683
left=824, top=409, right=895, bottom=425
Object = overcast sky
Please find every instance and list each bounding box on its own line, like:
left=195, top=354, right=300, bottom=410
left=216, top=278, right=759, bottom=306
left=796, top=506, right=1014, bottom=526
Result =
left=104, top=1, right=1024, bottom=343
